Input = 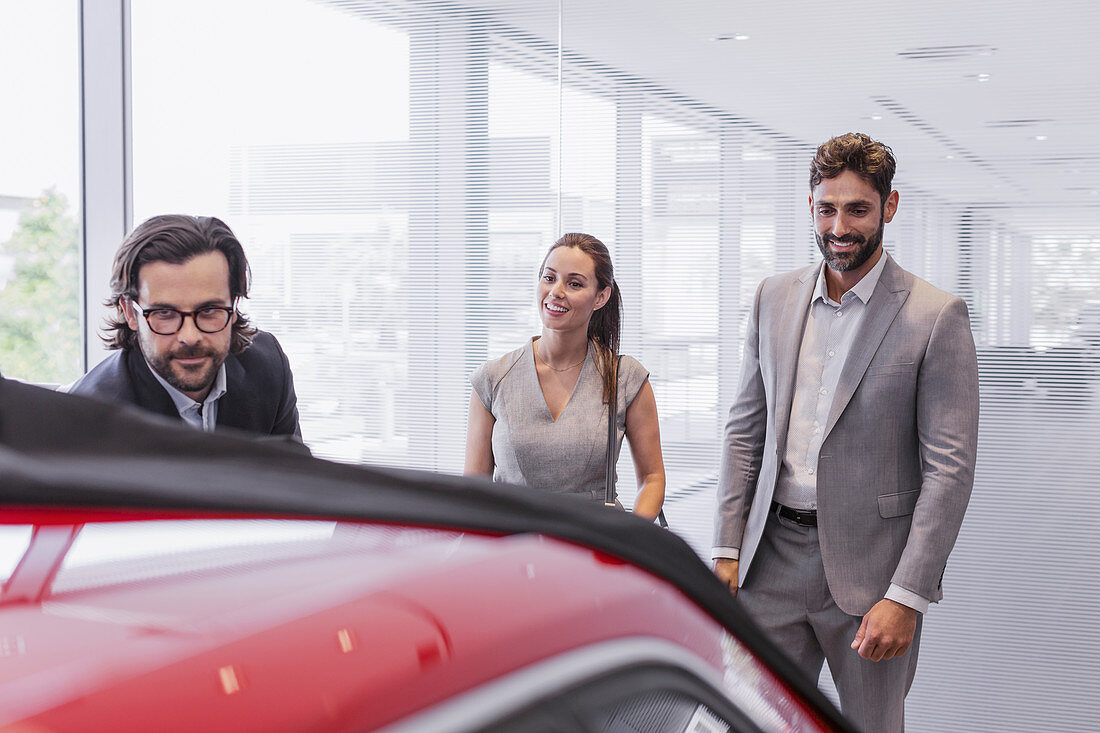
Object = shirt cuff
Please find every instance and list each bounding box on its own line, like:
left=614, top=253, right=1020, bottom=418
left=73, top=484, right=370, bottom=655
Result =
left=712, top=546, right=740, bottom=561
left=885, top=583, right=930, bottom=614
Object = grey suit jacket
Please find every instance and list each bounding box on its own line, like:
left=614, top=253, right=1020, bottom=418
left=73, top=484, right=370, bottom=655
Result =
left=714, top=256, right=979, bottom=616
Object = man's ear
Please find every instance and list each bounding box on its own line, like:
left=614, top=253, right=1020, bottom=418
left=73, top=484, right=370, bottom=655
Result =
left=122, top=297, right=139, bottom=330
left=883, top=190, right=900, bottom=223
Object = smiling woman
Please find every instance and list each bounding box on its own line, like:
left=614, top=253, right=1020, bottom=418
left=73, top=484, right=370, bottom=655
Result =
left=464, top=233, right=666, bottom=520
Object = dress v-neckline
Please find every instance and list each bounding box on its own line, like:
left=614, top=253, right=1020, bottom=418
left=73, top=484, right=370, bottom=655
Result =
left=532, top=339, right=588, bottom=423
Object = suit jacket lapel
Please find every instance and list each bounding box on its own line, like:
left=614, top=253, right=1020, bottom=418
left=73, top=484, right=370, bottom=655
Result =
left=214, top=353, right=251, bottom=432
left=824, top=258, right=911, bottom=438
left=773, top=266, right=817, bottom=452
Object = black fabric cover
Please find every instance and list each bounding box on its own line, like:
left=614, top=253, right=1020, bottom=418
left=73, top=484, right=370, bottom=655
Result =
left=0, top=378, right=855, bottom=732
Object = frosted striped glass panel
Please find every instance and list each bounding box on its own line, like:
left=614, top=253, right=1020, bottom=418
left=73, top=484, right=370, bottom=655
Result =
left=127, top=1, right=1098, bottom=730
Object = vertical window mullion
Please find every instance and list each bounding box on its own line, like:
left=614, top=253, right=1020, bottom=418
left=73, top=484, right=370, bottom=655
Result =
left=79, top=0, right=131, bottom=372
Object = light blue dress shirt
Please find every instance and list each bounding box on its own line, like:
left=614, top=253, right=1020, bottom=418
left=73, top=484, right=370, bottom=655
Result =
left=717, top=252, right=930, bottom=612
left=148, top=361, right=228, bottom=432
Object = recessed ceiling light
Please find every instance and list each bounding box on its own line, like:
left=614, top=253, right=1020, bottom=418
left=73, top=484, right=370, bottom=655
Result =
left=869, top=114, right=883, bottom=121
left=977, top=73, right=991, bottom=82
left=1034, top=135, right=1048, bottom=141
left=710, top=33, right=749, bottom=41
left=945, top=155, right=955, bottom=160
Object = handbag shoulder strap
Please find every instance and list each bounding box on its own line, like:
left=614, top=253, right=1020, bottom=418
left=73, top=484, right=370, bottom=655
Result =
left=604, top=355, right=621, bottom=507
left=602, top=354, right=670, bottom=528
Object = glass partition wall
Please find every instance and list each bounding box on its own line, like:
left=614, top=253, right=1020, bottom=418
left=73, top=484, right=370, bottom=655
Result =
left=63, top=1, right=1100, bottom=730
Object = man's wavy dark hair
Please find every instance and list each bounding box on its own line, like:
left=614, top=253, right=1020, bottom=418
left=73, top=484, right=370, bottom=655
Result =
left=809, top=132, right=897, bottom=204
left=102, top=215, right=257, bottom=354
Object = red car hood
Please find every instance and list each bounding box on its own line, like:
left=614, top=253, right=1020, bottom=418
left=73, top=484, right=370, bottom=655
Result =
left=0, top=515, right=721, bottom=731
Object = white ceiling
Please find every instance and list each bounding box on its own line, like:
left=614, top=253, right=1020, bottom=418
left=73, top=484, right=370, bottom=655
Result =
left=463, top=0, right=1100, bottom=234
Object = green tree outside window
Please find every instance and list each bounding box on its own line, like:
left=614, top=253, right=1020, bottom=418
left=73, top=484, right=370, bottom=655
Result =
left=0, top=188, right=81, bottom=384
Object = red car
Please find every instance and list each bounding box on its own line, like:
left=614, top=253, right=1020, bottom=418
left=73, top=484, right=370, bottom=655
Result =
left=0, top=378, right=854, bottom=732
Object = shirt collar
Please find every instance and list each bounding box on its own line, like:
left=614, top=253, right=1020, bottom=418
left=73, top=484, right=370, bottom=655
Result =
left=813, top=249, right=890, bottom=306
left=148, top=360, right=228, bottom=416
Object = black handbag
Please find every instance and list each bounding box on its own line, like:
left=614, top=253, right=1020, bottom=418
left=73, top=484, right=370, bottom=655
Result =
left=604, top=355, right=669, bottom=528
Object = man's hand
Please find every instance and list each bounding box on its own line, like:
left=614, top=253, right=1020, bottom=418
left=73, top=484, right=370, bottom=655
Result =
left=713, top=558, right=739, bottom=596
left=851, top=599, right=918, bottom=661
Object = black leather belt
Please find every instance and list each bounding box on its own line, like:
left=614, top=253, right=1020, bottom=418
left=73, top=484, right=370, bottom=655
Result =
left=771, top=501, right=817, bottom=527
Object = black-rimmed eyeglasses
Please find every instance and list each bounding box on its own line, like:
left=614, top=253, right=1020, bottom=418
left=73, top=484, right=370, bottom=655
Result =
left=132, top=301, right=235, bottom=335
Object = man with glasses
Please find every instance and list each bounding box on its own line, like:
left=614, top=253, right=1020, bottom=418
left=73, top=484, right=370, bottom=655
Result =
left=70, top=215, right=301, bottom=438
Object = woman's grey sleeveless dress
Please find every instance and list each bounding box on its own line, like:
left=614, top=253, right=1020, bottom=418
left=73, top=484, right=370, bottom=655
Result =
left=469, top=338, right=649, bottom=503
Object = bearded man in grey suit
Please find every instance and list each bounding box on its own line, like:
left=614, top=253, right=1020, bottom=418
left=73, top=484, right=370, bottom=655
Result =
left=712, top=133, right=979, bottom=732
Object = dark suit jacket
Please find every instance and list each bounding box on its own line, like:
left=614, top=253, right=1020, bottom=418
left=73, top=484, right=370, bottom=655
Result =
left=70, top=330, right=302, bottom=439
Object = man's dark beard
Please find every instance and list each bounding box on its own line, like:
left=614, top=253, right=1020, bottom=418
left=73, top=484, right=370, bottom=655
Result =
left=146, top=344, right=223, bottom=396
left=816, top=217, right=884, bottom=273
